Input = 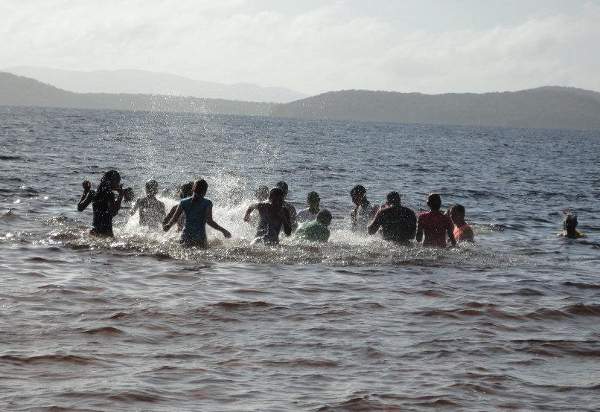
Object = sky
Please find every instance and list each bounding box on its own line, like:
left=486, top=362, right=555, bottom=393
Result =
left=1, top=0, right=599, bottom=94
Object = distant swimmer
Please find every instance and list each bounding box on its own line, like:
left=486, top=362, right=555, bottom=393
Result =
left=368, top=191, right=416, bottom=245
left=416, top=193, right=456, bottom=248
left=350, top=185, right=378, bottom=232
left=130, top=179, right=166, bottom=229
left=296, top=191, right=321, bottom=223
left=163, top=181, right=193, bottom=232
left=276, top=181, right=297, bottom=228
left=449, top=204, right=474, bottom=242
left=244, top=187, right=292, bottom=245
left=77, top=170, right=124, bottom=237
left=295, top=209, right=332, bottom=242
left=561, top=213, right=585, bottom=239
left=163, top=179, right=231, bottom=248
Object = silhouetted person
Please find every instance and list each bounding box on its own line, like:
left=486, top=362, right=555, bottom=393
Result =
left=131, top=179, right=166, bottom=229
left=163, top=179, right=231, bottom=248
left=561, top=214, right=584, bottom=239
left=244, top=187, right=292, bottom=244
left=449, top=204, right=474, bottom=242
left=296, top=191, right=321, bottom=223
left=368, top=191, right=416, bottom=245
left=295, top=209, right=332, bottom=242
left=350, top=184, right=378, bottom=232
left=416, top=193, right=456, bottom=248
left=77, top=170, right=124, bottom=237
left=163, top=181, right=193, bottom=232
left=276, top=181, right=297, bottom=227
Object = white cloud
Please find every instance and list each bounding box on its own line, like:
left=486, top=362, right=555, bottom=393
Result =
left=1, top=0, right=599, bottom=94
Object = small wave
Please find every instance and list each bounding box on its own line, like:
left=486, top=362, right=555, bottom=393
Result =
left=83, top=326, right=124, bottom=336
left=210, top=300, right=273, bottom=311
left=563, top=281, right=600, bottom=289
left=0, top=354, right=96, bottom=365
left=261, top=358, right=339, bottom=368
left=107, top=390, right=164, bottom=403
left=0, top=155, right=23, bottom=160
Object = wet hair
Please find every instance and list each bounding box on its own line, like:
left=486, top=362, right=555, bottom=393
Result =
left=179, top=181, right=194, bottom=199
left=255, top=185, right=269, bottom=201
left=317, top=209, right=332, bottom=225
left=564, top=214, right=578, bottom=230
left=276, top=181, right=289, bottom=196
left=98, top=170, right=121, bottom=192
left=145, top=179, right=158, bottom=195
left=307, top=191, right=320, bottom=202
left=193, top=179, right=208, bottom=195
left=451, top=204, right=465, bottom=217
left=427, top=193, right=442, bottom=211
left=386, top=191, right=401, bottom=206
left=269, top=187, right=284, bottom=202
left=350, top=185, right=366, bottom=197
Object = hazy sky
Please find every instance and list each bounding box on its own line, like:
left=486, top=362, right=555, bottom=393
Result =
left=2, top=0, right=599, bottom=94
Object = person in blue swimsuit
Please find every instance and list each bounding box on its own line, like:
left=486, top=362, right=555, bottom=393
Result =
left=163, top=179, right=231, bottom=248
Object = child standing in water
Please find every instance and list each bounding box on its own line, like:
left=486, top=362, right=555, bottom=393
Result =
left=296, top=191, right=321, bottom=223
left=163, top=181, right=194, bottom=232
left=295, top=209, right=332, bottom=242
left=77, top=170, right=124, bottom=237
left=244, top=187, right=292, bottom=245
left=131, top=179, right=166, bottom=229
left=449, top=204, right=474, bottom=242
left=163, top=179, right=231, bottom=248
left=416, top=193, right=456, bottom=248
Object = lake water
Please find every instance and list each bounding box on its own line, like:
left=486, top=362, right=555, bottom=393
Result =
left=1, top=106, right=600, bottom=411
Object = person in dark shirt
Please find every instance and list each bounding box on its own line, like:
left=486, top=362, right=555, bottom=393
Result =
left=131, top=179, right=166, bottom=229
left=77, top=170, right=124, bottom=237
left=276, top=181, right=297, bottom=229
left=368, top=191, right=416, bottom=245
left=416, top=193, right=456, bottom=248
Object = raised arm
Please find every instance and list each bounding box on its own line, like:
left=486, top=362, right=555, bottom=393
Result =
left=244, top=203, right=259, bottom=222
left=367, top=210, right=383, bottom=235
left=206, top=204, right=231, bottom=238
left=163, top=205, right=183, bottom=232
left=77, top=180, right=94, bottom=212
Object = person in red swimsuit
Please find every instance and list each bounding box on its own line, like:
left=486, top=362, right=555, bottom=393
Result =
left=449, top=204, right=474, bottom=242
left=416, top=193, right=456, bottom=248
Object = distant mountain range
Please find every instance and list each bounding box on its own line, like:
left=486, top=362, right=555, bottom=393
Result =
left=5, top=66, right=307, bottom=103
left=2, top=71, right=600, bottom=130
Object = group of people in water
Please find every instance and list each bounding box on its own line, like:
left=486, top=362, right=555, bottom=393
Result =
left=77, top=170, right=584, bottom=248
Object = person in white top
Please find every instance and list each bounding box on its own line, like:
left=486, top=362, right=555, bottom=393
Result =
left=296, top=191, right=321, bottom=223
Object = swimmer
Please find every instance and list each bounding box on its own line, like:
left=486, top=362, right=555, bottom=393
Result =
left=130, top=179, right=166, bottom=229
left=368, top=191, right=416, bottom=245
left=296, top=191, right=321, bottom=223
left=77, top=170, right=124, bottom=237
left=163, top=181, right=193, bottom=232
left=295, top=209, right=332, bottom=242
left=561, top=213, right=585, bottom=239
left=449, top=204, right=474, bottom=242
left=163, top=179, right=231, bottom=248
left=350, top=184, right=378, bottom=232
left=276, top=181, right=297, bottom=227
left=416, top=193, right=456, bottom=248
left=244, top=187, right=292, bottom=245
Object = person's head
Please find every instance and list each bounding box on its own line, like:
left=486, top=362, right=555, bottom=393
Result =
left=350, top=185, right=367, bottom=205
left=179, top=181, right=194, bottom=199
left=269, top=187, right=285, bottom=207
left=564, top=214, right=578, bottom=232
left=145, top=179, right=159, bottom=196
left=449, top=204, right=466, bottom=223
left=255, top=185, right=269, bottom=202
left=276, top=181, right=289, bottom=198
left=427, top=193, right=442, bottom=211
left=100, top=170, right=121, bottom=190
left=316, top=209, right=332, bottom=226
left=307, top=191, right=320, bottom=208
left=193, top=179, right=208, bottom=197
left=386, top=191, right=401, bottom=207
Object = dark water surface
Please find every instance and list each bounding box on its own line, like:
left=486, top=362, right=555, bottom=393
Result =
left=1, top=106, right=600, bottom=411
